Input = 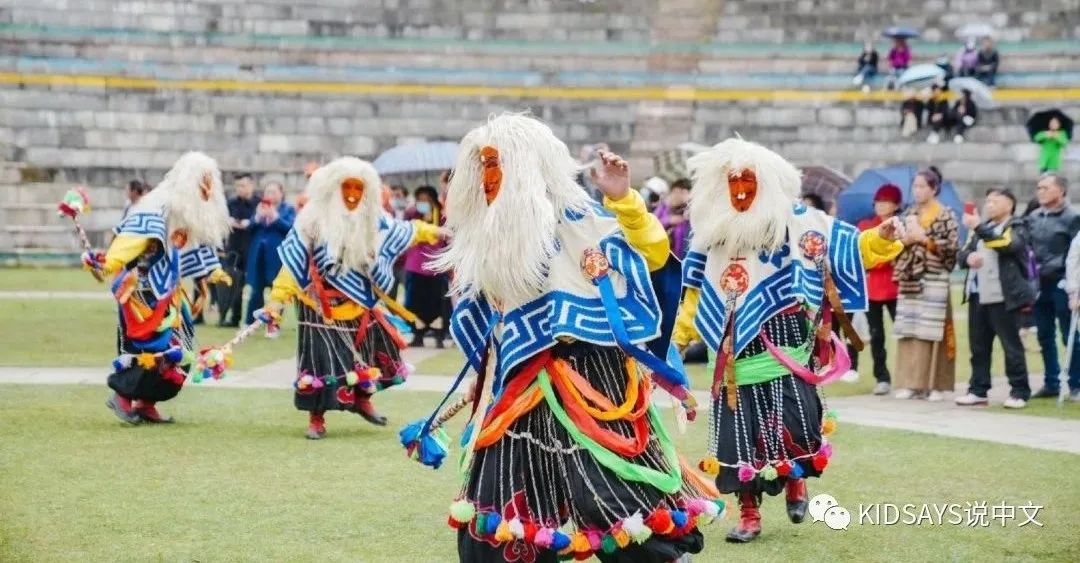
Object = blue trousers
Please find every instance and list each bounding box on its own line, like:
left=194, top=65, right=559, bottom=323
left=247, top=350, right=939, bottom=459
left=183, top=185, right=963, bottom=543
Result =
left=1033, top=281, right=1080, bottom=391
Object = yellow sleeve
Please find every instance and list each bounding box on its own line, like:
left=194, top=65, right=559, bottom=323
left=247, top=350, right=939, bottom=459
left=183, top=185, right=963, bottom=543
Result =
left=102, top=234, right=149, bottom=275
left=410, top=220, right=440, bottom=246
left=268, top=267, right=302, bottom=304
left=603, top=189, right=670, bottom=271
left=858, top=228, right=904, bottom=270
left=673, top=288, right=701, bottom=348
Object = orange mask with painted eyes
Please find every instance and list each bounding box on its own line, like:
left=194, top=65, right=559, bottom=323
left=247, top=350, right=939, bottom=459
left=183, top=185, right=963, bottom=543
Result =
left=341, top=178, right=364, bottom=211
left=728, top=169, right=758, bottom=213
left=480, top=146, right=502, bottom=205
left=198, top=172, right=213, bottom=202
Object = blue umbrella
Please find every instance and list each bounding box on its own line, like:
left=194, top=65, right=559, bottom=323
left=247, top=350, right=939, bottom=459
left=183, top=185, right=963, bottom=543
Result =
left=837, top=164, right=967, bottom=240
left=373, top=141, right=459, bottom=175
left=882, top=26, right=920, bottom=39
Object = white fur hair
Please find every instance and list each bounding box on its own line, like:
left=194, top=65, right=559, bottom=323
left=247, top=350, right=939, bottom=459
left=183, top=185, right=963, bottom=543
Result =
left=432, top=113, right=592, bottom=305
left=133, top=151, right=230, bottom=248
left=687, top=137, right=802, bottom=253
left=293, top=156, right=383, bottom=272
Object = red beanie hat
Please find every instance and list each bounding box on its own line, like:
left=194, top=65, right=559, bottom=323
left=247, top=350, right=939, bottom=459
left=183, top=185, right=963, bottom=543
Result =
left=874, top=183, right=902, bottom=204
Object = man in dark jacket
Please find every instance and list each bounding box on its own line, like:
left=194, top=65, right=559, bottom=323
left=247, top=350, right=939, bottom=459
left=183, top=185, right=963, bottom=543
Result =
left=1029, top=174, right=1080, bottom=397
left=956, top=188, right=1036, bottom=407
left=219, top=173, right=259, bottom=327
left=974, top=37, right=999, bottom=86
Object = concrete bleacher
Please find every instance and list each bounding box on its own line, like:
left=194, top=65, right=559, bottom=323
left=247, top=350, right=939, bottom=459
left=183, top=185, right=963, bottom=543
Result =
left=0, top=0, right=1078, bottom=257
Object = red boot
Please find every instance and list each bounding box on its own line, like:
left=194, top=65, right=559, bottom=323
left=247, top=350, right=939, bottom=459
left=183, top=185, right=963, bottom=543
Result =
left=725, top=492, right=762, bottom=543
left=354, top=394, right=388, bottom=427
left=106, top=393, right=141, bottom=424
left=785, top=478, right=808, bottom=523
left=136, top=401, right=174, bottom=424
left=306, top=412, right=326, bottom=440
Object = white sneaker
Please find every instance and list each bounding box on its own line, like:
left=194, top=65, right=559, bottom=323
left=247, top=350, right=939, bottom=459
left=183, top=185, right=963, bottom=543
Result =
left=840, top=369, right=860, bottom=383
left=873, top=381, right=891, bottom=395
left=927, top=133, right=940, bottom=144
left=1003, top=397, right=1027, bottom=409
left=954, top=393, right=988, bottom=406
left=927, top=390, right=945, bottom=402
left=894, top=388, right=915, bottom=399
left=861, top=84, right=871, bottom=94
left=953, top=134, right=965, bottom=144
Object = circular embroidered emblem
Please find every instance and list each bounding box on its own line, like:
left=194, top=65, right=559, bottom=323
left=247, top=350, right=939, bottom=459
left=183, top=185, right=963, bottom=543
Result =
left=580, top=247, right=610, bottom=281
left=720, top=263, right=750, bottom=296
left=799, top=231, right=827, bottom=260
left=336, top=386, right=355, bottom=407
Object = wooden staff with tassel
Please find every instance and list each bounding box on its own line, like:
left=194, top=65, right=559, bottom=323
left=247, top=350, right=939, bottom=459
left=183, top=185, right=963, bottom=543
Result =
left=57, top=186, right=104, bottom=282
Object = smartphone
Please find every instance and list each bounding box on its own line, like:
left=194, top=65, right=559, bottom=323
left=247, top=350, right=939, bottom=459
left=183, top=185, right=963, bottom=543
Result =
left=260, top=197, right=272, bottom=206
left=964, top=201, right=976, bottom=215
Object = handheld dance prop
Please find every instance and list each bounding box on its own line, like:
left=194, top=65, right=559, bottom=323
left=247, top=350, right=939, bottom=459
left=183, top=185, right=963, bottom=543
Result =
left=57, top=186, right=104, bottom=282
left=192, top=307, right=281, bottom=382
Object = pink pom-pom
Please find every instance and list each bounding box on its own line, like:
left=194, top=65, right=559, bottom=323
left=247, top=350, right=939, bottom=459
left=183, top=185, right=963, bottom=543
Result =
left=534, top=527, right=554, bottom=549
left=737, top=463, right=756, bottom=482
left=819, top=441, right=833, bottom=459
left=585, top=530, right=602, bottom=551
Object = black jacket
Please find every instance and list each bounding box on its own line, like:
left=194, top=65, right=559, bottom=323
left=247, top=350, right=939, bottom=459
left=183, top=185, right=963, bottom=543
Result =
left=857, top=50, right=878, bottom=71
left=959, top=217, right=1036, bottom=311
left=1026, top=205, right=1080, bottom=285
left=226, top=194, right=259, bottom=258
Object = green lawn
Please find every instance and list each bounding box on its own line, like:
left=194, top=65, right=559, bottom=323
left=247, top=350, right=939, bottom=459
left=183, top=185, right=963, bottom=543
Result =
left=0, top=385, right=1077, bottom=562
left=0, top=267, right=103, bottom=292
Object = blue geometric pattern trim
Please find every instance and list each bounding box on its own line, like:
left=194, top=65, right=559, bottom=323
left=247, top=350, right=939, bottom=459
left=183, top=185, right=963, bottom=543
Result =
left=114, top=211, right=167, bottom=240
left=686, top=219, right=867, bottom=356
left=115, top=211, right=179, bottom=298
left=277, top=217, right=417, bottom=308
left=179, top=245, right=221, bottom=279
left=450, top=232, right=660, bottom=378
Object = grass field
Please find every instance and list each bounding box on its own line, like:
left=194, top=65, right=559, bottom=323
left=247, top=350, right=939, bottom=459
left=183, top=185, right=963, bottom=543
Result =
left=1, top=384, right=1078, bottom=562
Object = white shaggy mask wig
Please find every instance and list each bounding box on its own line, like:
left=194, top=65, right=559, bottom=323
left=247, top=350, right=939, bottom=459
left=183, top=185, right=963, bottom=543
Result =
left=687, top=138, right=802, bottom=254
left=293, top=156, right=383, bottom=272
left=432, top=113, right=592, bottom=305
left=133, top=151, right=230, bottom=248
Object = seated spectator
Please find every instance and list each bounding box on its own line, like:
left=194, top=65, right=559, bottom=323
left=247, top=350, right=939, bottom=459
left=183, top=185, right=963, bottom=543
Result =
left=950, top=89, right=978, bottom=144
left=900, top=87, right=925, bottom=138
left=954, top=38, right=979, bottom=77
left=925, top=83, right=952, bottom=144
left=655, top=178, right=692, bottom=259
left=974, top=37, right=1000, bottom=86
left=885, top=37, right=911, bottom=90
left=244, top=181, right=296, bottom=335
left=853, top=41, right=879, bottom=91
left=1035, top=117, right=1070, bottom=173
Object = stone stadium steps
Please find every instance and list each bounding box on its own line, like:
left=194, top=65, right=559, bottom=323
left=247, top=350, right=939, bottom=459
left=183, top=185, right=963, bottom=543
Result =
left=0, top=180, right=123, bottom=251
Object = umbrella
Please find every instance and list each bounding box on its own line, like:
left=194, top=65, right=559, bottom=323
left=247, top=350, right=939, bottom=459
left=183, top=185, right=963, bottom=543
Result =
left=373, top=141, right=459, bottom=176
left=1026, top=109, right=1074, bottom=141
left=955, top=23, right=994, bottom=39
left=897, top=64, right=945, bottom=88
left=836, top=164, right=967, bottom=240
left=652, top=142, right=709, bottom=183
left=949, top=77, right=995, bottom=108
left=882, top=26, right=920, bottom=39
left=799, top=166, right=851, bottom=205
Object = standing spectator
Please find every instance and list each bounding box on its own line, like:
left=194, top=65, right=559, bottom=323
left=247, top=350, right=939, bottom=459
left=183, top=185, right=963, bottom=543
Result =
left=925, top=83, right=952, bottom=144
left=953, top=38, right=979, bottom=77
left=857, top=184, right=903, bottom=395
left=219, top=173, right=258, bottom=327
left=403, top=186, right=449, bottom=348
left=956, top=188, right=1035, bottom=408
left=389, top=184, right=409, bottom=220
left=950, top=89, right=978, bottom=144
left=1028, top=174, right=1080, bottom=398
left=853, top=41, right=879, bottom=92
left=1035, top=117, right=1070, bottom=173
left=885, top=37, right=911, bottom=90
left=974, top=37, right=1000, bottom=86
left=1065, top=230, right=1080, bottom=402
left=899, top=87, right=925, bottom=138
left=655, top=178, right=692, bottom=259
left=122, top=180, right=148, bottom=218
left=244, top=181, right=296, bottom=335
left=892, top=167, right=960, bottom=401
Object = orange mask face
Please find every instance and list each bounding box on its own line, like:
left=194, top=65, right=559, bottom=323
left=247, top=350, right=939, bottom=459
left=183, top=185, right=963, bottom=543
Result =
left=198, top=172, right=213, bottom=202
left=479, top=145, right=502, bottom=205
left=170, top=229, right=189, bottom=249
left=728, top=169, right=758, bottom=213
left=341, top=178, right=365, bottom=211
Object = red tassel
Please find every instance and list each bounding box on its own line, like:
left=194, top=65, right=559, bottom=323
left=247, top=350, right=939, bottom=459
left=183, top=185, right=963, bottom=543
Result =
left=812, top=453, right=829, bottom=471
left=645, top=508, right=675, bottom=535
left=523, top=522, right=539, bottom=543
left=776, top=460, right=791, bottom=477
left=447, top=516, right=465, bottom=529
